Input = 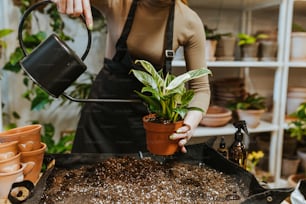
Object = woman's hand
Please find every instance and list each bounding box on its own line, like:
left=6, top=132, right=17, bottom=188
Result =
left=169, top=124, right=193, bottom=153
left=169, top=110, right=204, bottom=153
left=51, top=0, right=93, bottom=29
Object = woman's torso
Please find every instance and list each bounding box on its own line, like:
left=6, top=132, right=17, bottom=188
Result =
left=92, top=0, right=205, bottom=69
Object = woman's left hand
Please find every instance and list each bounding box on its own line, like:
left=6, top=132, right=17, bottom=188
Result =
left=169, top=124, right=193, bottom=153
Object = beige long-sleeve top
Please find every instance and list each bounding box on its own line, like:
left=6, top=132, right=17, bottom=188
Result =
left=92, top=0, right=211, bottom=113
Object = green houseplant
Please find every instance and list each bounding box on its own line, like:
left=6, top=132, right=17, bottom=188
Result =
left=286, top=103, right=306, bottom=186
left=237, top=33, right=268, bottom=61
left=0, top=29, right=13, bottom=57
left=227, top=92, right=267, bottom=128
left=287, top=102, right=306, bottom=141
left=130, top=60, right=211, bottom=155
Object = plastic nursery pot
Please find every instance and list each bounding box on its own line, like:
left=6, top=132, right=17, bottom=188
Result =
left=142, top=114, right=183, bottom=156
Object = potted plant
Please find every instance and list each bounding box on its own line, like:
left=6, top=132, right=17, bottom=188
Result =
left=290, top=23, right=306, bottom=61
left=286, top=103, right=306, bottom=175
left=227, top=92, right=267, bottom=128
left=237, top=33, right=268, bottom=61
left=256, top=30, right=278, bottom=61
left=130, top=60, right=212, bottom=155
left=0, top=29, right=13, bottom=57
left=204, top=25, right=231, bottom=61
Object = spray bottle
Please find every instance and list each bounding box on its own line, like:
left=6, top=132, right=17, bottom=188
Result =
left=228, top=120, right=248, bottom=169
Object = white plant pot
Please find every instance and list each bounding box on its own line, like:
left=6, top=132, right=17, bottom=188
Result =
left=290, top=32, right=306, bottom=61
left=286, top=97, right=306, bottom=115
left=205, top=40, right=217, bottom=61
left=237, top=109, right=265, bottom=129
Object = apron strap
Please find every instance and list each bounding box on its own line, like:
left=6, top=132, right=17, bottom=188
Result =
left=113, top=0, right=138, bottom=61
left=163, top=1, right=175, bottom=76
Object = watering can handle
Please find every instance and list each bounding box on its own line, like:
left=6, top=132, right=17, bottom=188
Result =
left=18, top=0, right=91, bottom=61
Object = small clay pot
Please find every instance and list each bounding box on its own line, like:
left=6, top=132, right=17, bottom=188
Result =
left=0, top=162, right=34, bottom=199
left=21, top=142, right=46, bottom=183
left=0, top=124, right=42, bottom=152
left=143, top=114, right=183, bottom=156
left=0, top=141, right=18, bottom=160
left=0, top=153, right=21, bottom=173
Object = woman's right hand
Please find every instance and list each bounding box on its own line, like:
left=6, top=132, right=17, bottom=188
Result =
left=51, top=0, right=93, bottom=30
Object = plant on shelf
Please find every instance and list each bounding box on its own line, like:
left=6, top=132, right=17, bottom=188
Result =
left=291, top=23, right=306, bottom=61
left=237, top=33, right=268, bottom=46
left=130, top=60, right=211, bottom=155
left=204, top=25, right=231, bottom=41
left=287, top=102, right=306, bottom=141
left=292, top=23, right=306, bottom=32
left=227, top=92, right=267, bottom=128
left=237, top=33, right=268, bottom=61
left=286, top=103, right=306, bottom=187
left=204, top=25, right=231, bottom=61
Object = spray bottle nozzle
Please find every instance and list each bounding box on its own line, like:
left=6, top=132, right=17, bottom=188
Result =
left=233, top=120, right=249, bottom=136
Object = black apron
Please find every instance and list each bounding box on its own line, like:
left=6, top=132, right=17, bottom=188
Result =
left=72, top=0, right=175, bottom=153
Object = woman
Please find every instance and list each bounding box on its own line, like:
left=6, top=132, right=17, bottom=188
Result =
left=52, top=0, right=210, bottom=154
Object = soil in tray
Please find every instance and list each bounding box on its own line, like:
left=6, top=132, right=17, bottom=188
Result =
left=39, top=156, right=246, bottom=203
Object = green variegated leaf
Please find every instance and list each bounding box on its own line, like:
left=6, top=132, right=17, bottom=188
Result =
left=166, top=68, right=211, bottom=91
left=141, top=87, right=160, bottom=101
left=135, top=60, right=164, bottom=87
left=130, top=69, right=158, bottom=90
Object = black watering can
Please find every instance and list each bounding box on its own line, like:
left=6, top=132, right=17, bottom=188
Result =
left=19, top=0, right=139, bottom=103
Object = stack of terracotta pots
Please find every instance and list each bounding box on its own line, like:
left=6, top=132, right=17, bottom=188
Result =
left=0, top=124, right=46, bottom=199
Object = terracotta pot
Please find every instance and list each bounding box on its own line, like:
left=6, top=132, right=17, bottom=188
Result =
left=0, top=162, right=34, bottom=199
left=288, top=173, right=306, bottom=188
left=0, top=167, right=24, bottom=199
left=21, top=142, right=46, bottom=183
left=0, top=124, right=42, bottom=152
left=0, top=141, right=18, bottom=160
left=142, top=115, right=183, bottom=156
left=237, top=109, right=265, bottom=129
left=0, top=153, right=21, bottom=173
left=200, top=105, right=232, bottom=127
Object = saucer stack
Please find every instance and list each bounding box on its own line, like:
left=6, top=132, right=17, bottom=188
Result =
left=211, top=77, right=246, bottom=107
